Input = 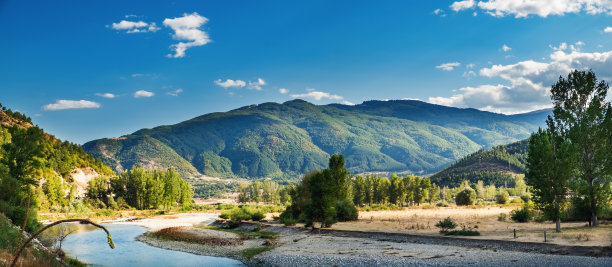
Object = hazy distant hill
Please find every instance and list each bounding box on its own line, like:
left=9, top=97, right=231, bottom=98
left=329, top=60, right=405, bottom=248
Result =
left=83, top=99, right=549, bottom=179
left=430, top=139, right=529, bottom=187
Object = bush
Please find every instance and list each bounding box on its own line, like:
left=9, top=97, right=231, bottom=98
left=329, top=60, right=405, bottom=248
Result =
left=511, top=205, right=532, bottom=222
left=506, top=188, right=518, bottom=196
left=455, top=188, right=476, bottom=206
left=496, top=191, right=509, bottom=204
left=435, top=217, right=457, bottom=233
left=335, top=199, right=358, bottom=221
left=510, top=198, right=524, bottom=204
left=520, top=194, right=531, bottom=203
left=250, top=210, right=265, bottom=221
left=436, top=201, right=449, bottom=207
left=498, top=213, right=507, bottom=221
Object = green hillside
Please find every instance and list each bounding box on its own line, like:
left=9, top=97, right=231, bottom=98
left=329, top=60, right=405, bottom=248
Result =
left=83, top=99, right=549, bottom=179
left=429, top=139, right=529, bottom=187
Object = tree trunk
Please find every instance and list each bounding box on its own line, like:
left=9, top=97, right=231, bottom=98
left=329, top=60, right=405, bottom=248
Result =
left=554, top=196, right=561, bottom=232
left=590, top=179, right=598, bottom=227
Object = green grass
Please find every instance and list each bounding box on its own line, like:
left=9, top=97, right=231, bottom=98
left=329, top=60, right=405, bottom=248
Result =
left=241, top=246, right=274, bottom=259
left=445, top=230, right=481, bottom=236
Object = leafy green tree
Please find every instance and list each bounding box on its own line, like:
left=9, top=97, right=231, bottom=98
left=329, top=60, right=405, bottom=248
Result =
left=527, top=127, right=575, bottom=232
left=352, top=175, right=365, bottom=206
left=455, top=188, right=476, bottom=206
left=388, top=174, right=405, bottom=205
left=329, top=154, right=351, bottom=200
left=304, top=169, right=336, bottom=228
left=549, top=70, right=612, bottom=226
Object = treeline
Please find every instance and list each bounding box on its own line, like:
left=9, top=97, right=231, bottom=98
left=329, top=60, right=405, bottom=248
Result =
left=87, top=167, right=193, bottom=210
left=0, top=102, right=32, bottom=124
left=237, top=181, right=291, bottom=205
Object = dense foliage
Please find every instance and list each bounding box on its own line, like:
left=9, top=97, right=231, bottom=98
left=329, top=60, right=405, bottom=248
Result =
left=430, top=139, right=528, bottom=187
left=527, top=70, right=612, bottom=228
left=86, top=167, right=194, bottom=210
left=84, top=99, right=548, bottom=179
left=281, top=155, right=358, bottom=228
left=0, top=106, right=114, bottom=232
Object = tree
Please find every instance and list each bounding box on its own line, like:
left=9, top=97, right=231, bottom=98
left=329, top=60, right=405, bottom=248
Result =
left=526, top=127, right=575, bottom=232
left=388, top=174, right=405, bottom=205
left=549, top=70, right=612, bottom=226
left=304, top=169, right=336, bottom=228
left=329, top=154, right=351, bottom=200
left=352, top=175, right=365, bottom=206
left=455, top=188, right=476, bottom=206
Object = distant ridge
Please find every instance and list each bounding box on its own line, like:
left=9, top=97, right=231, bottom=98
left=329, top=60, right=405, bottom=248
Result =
left=83, top=99, right=549, bottom=180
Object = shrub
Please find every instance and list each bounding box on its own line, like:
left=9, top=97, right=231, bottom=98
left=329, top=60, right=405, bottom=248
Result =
left=510, top=198, right=524, bottom=204
left=496, top=191, right=509, bottom=204
left=436, top=201, right=449, bottom=207
left=506, top=188, right=518, bottom=196
left=335, top=199, right=358, bottom=222
left=250, top=210, right=265, bottom=221
left=520, top=194, right=531, bottom=203
left=455, top=188, right=476, bottom=206
left=279, top=207, right=297, bottom=226
left=511, top=205, right=532, bottom=222
left=498, top=213, right=507, bottom=221
left=435, top=217, right=457, bottom=233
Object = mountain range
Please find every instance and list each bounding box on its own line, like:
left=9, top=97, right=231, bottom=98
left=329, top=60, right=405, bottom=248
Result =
left=83, top=99, right=550, bottom=180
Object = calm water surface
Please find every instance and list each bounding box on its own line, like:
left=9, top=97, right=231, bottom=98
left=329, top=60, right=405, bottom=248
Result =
left=62, top=224, right=244, bottom=267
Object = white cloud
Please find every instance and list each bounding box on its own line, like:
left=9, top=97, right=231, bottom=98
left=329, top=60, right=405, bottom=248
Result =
left=290, top=91, right=344, bottom=101
left=433, top=8, right=446, bottom=17
left=167, top=88, right=183, bottom=96
left=502, top=44, right=512, bottom=52
left=450, top=0, right=475, bottom=11
left=341, top=100, right=355, bottom=106
left=605, top=26, right=612, bottom=33
left=429, top=44, right=612, bottom=114
left=96, top=93, right=117, bottom=98
left=436, top=62, right=461, bottom=71
left=466, top=63, right=476, bottom=69
left=279, top=88, right=289, bottom=94
left=43, top=100, right=101, bottom=111
left=248, top=78, right=266, bottom=90
left=451, top=0, right=612, bottom=18
left=134, top=90, right=154, bottom=98
left=111, top=20, right=160, bottom=33
left=163, top=12, right=211, bottom=58
left=215, top=79, right=246, bottom=88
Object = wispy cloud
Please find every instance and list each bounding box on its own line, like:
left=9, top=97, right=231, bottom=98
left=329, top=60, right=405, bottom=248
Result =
left=95, top=93, right=117, bottom=98
left=248, top=78, right=266, bottom=90
left=215, top=79, right=246, bottom=88
left=43, top=100, right=101, bottom=111
left=134, top=90, right=154, bottom=98
left=604, top=26, right=612, bottom=33
left=451, top=0, right=612, bottom=18
left=167, top=88, right=183, bottom=96
left=279, top=88, right=289, bottom=94
left=163, top=12, right=211, bottom=58
left=436, top=62, right=461, bottom=71
left=111, top=20, right=160, bottom=33
left=290, top=90, right=343, bottom=101
left=502, top=44, right=512, bottom=52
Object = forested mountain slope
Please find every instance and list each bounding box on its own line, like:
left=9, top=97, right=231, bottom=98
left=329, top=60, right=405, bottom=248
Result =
left=83, top=99, right=549, bottom=179
left=429, top=139, right=529, bottom=187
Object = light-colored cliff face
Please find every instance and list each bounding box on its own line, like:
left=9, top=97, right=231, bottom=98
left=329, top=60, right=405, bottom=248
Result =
left=70, top=167, right=101, bottom=197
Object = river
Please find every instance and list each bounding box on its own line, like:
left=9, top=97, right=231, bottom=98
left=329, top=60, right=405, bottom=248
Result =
left=62, top=223, right=245, bottom=267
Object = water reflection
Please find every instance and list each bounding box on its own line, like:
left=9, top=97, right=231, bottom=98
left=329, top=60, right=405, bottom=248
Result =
left=62, top=224, right=244, bottom=267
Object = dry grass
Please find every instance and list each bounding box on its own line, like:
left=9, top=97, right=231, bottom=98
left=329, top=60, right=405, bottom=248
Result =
left=152, top=226, right=244, bottom=246
left=330, top=206, right=612, bottom=247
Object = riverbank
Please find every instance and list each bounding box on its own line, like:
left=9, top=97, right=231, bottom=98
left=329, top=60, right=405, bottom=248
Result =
left=128, top=212, right=611, bottom=266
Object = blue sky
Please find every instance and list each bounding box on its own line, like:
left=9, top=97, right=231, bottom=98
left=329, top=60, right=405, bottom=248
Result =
left=2, top=0, right=612, bottom=144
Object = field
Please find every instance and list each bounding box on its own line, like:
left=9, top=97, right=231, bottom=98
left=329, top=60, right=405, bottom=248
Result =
left=330, top=206, right=612, bottom=247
